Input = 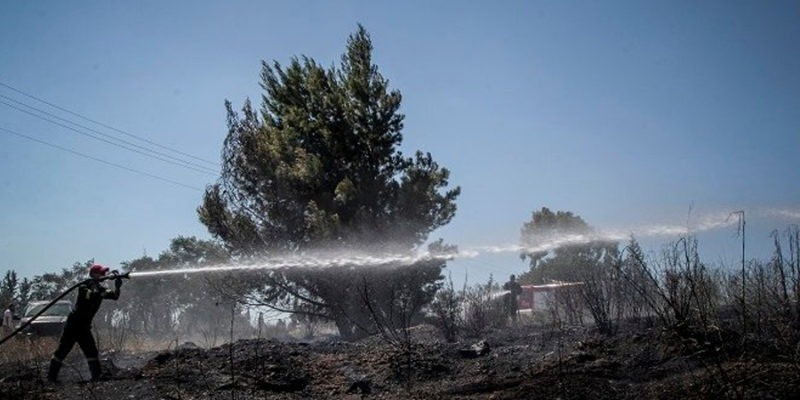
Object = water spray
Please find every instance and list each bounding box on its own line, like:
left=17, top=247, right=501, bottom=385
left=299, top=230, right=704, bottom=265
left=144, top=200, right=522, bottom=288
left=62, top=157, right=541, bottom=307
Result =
left=121, top=211, right=758, bottom=279
left=3, top=208, right=796, bottom=347
left=125, top=252, right=453, bottom=278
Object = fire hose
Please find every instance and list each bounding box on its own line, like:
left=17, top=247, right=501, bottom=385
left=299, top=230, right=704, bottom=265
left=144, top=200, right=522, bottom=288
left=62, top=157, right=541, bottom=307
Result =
left=0, top=271, right=129, bottom=347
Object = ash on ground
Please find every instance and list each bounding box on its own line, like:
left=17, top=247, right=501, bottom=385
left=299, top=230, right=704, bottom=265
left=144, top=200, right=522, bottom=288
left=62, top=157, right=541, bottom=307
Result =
left=1, top=322, right=797, bottom=400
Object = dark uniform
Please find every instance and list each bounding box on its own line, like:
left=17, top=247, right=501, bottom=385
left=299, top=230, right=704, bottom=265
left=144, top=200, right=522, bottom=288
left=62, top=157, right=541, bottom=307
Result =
left=48, top=277, right=121, bottom=382
left=503, top=275, right=522, bottom=323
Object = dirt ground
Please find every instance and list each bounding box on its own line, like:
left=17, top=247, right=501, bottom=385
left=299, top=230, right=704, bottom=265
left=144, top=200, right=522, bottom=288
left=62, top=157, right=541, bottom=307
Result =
left=1, top=321, right=798, bottom=400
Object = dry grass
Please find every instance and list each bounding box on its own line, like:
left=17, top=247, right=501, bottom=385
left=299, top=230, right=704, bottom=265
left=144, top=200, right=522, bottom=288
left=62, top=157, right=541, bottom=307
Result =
left=0, top=336, right=58, bottom=364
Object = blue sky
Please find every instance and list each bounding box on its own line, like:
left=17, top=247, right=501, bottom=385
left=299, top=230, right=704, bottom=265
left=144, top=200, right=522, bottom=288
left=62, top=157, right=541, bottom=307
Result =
left=1, top=1, right=798, bottom=283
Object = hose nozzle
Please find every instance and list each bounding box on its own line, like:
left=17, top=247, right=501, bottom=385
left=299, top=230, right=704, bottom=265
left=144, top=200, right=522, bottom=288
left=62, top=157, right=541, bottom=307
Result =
left=105, top=271, right=131, bottom=280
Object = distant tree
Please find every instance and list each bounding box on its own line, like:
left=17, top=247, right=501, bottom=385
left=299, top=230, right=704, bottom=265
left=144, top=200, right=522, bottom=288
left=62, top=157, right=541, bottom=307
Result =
left=17, top=277, right=31, bottom=310
left=158, top=237, right=249, bottom=344
left=27, top=261, right=93, bottom=301
left=104, top=236, right=240, bottom=341
left=0, top=270, right=18, bottom=308
left=198, top=26, right=460, bottom=340
left=518, top=207, right=618, bottom=284
left=107, top=255, right=172, bottom=337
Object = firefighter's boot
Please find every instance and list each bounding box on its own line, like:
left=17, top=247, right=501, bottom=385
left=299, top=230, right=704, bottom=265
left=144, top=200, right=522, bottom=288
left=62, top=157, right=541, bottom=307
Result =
left=47, top=359, right=61, bottom=383
left=88, top=359, right=103, bottom=382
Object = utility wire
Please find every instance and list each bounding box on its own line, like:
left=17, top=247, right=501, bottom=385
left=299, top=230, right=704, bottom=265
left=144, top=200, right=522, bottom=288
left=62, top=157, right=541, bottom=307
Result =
left=0, top=98, right=217, bottom=176
left=0, top=126, right=203, bottom=192
left=0, top=93, right=217, bottom=174
left=0, top=81, right=219, bottom=167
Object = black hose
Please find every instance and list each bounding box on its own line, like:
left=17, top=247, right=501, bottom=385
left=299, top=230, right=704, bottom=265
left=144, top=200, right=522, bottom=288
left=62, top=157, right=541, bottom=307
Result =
left=0, top=273, right=128, bottom=347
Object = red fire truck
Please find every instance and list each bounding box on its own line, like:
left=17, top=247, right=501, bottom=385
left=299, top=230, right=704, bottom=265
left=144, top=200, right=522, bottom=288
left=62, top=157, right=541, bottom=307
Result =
left=516, top=282, right=584, bottom=312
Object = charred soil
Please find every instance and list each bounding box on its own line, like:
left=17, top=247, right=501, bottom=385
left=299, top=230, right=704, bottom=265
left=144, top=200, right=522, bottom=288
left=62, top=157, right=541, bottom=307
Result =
left=1, top=322, right=798, bottom=399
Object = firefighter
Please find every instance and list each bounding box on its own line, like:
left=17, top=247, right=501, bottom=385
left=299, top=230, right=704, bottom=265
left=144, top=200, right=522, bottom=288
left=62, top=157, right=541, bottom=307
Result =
left=47, top=264, right=122, bottom=383
left=503, top=274, right=522, bottom=324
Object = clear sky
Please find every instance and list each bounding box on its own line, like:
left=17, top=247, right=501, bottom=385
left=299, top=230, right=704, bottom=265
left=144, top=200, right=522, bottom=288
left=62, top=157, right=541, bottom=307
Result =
left=1, top=1, right=798, bottom=283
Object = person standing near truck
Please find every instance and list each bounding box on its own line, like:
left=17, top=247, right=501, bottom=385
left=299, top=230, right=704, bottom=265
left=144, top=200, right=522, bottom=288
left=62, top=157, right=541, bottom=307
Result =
left=47, top=264, right=123, bottom=383
left=2, top=303, right=15, bottom=335
left=503, top=274, right=523, bottom=324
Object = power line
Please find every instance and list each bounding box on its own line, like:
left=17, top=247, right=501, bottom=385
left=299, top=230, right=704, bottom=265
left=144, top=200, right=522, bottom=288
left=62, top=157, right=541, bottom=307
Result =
left=0, top=81, right=220, bottom=167
left=0, top=98, right=217, bottom=176
left=0, top=126, right=203, bottom=192
left=0, top=93, right=218, bottom=174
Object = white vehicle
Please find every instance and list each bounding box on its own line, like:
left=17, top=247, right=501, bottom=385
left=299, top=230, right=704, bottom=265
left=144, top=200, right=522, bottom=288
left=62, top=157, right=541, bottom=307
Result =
left=19, top=300, right=72, bottom=337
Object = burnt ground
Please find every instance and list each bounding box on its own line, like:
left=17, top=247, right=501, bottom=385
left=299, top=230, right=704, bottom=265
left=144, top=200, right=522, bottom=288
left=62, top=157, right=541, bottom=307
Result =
left=1, top=322, right=798, bottom=400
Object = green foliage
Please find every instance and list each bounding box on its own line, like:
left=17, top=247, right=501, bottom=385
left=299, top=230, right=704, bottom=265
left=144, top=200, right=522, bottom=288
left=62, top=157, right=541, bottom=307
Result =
left=198, top=25, right=458, bottom=253
left=197, top=26, right=460, bottom=339
left=26, top=260, right=94, bottom=301
left=518, top=207, right=618, bottom=284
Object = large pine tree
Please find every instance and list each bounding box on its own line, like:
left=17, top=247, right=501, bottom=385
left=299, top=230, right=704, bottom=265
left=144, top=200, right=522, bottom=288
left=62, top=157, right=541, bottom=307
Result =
left=198, top=26, right=460, bottom=339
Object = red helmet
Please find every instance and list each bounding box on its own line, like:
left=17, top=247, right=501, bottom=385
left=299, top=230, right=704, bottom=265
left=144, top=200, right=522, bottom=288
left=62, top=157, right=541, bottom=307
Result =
left=89, top=264, right=109, bottom=276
